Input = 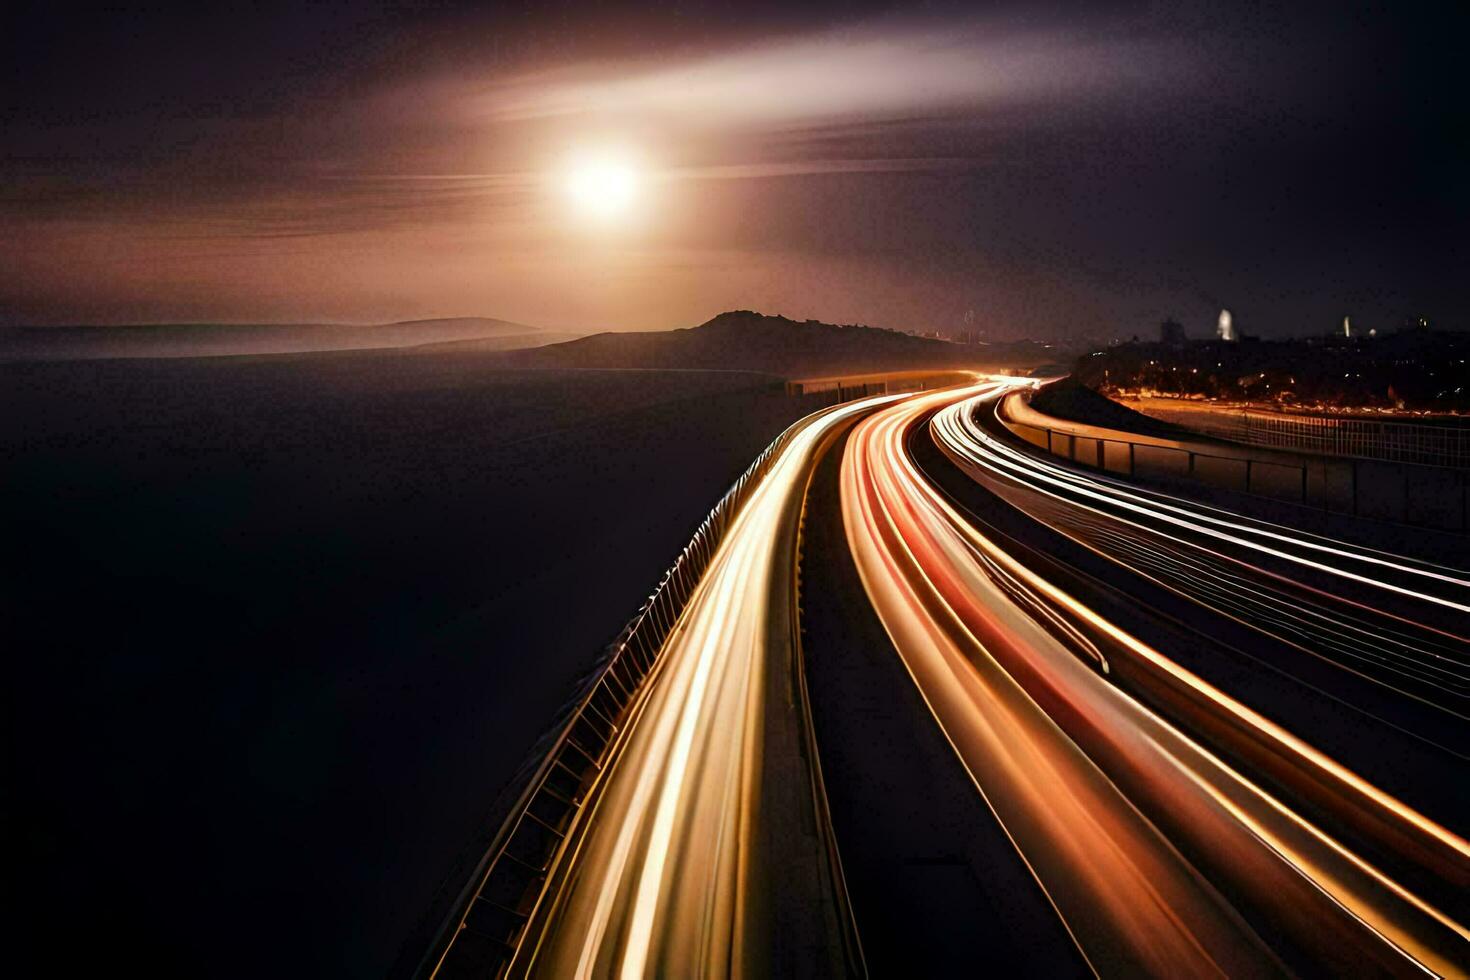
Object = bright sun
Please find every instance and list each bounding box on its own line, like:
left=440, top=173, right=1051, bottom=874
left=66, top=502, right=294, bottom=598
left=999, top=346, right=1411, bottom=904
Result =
left=564, top=153, right=639, bottom=221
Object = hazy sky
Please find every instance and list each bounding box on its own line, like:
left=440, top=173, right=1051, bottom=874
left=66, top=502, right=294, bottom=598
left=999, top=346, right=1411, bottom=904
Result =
left=3, top=1, right=1465, bottom=339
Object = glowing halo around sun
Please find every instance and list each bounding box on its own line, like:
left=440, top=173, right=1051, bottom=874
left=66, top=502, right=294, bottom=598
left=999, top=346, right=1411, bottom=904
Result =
left=563, top=151, right=640, bottom=222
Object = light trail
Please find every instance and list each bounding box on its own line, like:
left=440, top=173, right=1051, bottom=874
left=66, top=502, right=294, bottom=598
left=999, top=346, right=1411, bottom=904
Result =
left=507, top=393, right=903, bottom=978
left=932, top=394, right=1470, bottom=724
left=842, top=381, right=1470, bottom=977
left=959, top=394, right=1470, bottom=611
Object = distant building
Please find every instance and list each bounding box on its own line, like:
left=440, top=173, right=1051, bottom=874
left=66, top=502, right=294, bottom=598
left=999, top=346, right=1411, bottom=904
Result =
left=1159, top=318, right=1186, bottom=346
left=1217, top=309, right=1236, bottom=342
left=1343, top=315, right=1352, bottom=338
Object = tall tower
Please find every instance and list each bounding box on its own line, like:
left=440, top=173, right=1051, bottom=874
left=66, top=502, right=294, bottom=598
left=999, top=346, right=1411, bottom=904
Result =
left=1343, top=315, right=1352, bottom=338
left=1216, top=309, right=1235, bottom=342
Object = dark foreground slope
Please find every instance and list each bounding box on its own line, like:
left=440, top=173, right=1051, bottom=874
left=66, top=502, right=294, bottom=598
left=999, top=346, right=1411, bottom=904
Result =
left=1029, top=376, right=1184, bottom=437
left=3, top=351, right=816, bottom=977
left=0, top=316, right=576, bottom=361
left=494, top=310, right=1036, bottom=377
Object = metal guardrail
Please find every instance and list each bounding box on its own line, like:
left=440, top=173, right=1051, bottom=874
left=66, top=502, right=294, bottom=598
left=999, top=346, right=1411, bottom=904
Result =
left=1142, top=407, right=1470, bottom=470
left=1004, top=399, right=1470, bottom=531
left=417, top=414, right=811, bottom=980
left=1019, top=422, right=1314, bottom=502
left=785, top=371, right=975, bottom=401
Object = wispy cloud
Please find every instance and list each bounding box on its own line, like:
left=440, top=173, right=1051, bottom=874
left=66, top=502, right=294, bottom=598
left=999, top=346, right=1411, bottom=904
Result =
left=477, top=22, right=1187, bottom=128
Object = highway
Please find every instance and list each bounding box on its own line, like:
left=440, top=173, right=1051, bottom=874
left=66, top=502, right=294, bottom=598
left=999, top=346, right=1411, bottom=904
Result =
left=501, top=394, right=899, bottom=978
left=942, top=390, right=1470, bottom=729
left=842, top=380, right=1470, bottom=976
left=430, top=377, right=1469, bottom=978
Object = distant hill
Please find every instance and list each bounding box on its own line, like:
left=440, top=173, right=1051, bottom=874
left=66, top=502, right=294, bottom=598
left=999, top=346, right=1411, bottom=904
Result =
left=409, top=330, right=587, bottom=353
left=491, top=311, right=1046, bottom=377
left=0, top=317, right=565, bottom=361
left=1028, top=377, right=1184, bottom=438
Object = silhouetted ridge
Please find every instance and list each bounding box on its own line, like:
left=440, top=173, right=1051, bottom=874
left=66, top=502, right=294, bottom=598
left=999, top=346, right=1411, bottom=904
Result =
left=495, top=310, right=1012, bottom=377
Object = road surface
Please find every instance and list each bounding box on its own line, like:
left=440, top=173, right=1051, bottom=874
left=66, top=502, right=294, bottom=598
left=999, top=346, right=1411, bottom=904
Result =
left=503, top=394, right=900, bottom=978
left=841, top=380, right=1469, bottom=976
left=431, top=378, right=1469, bottom=978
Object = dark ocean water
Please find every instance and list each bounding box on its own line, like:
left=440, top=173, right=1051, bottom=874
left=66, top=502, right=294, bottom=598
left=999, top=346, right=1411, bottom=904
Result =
left=3, top=351, right=814, bottom=977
